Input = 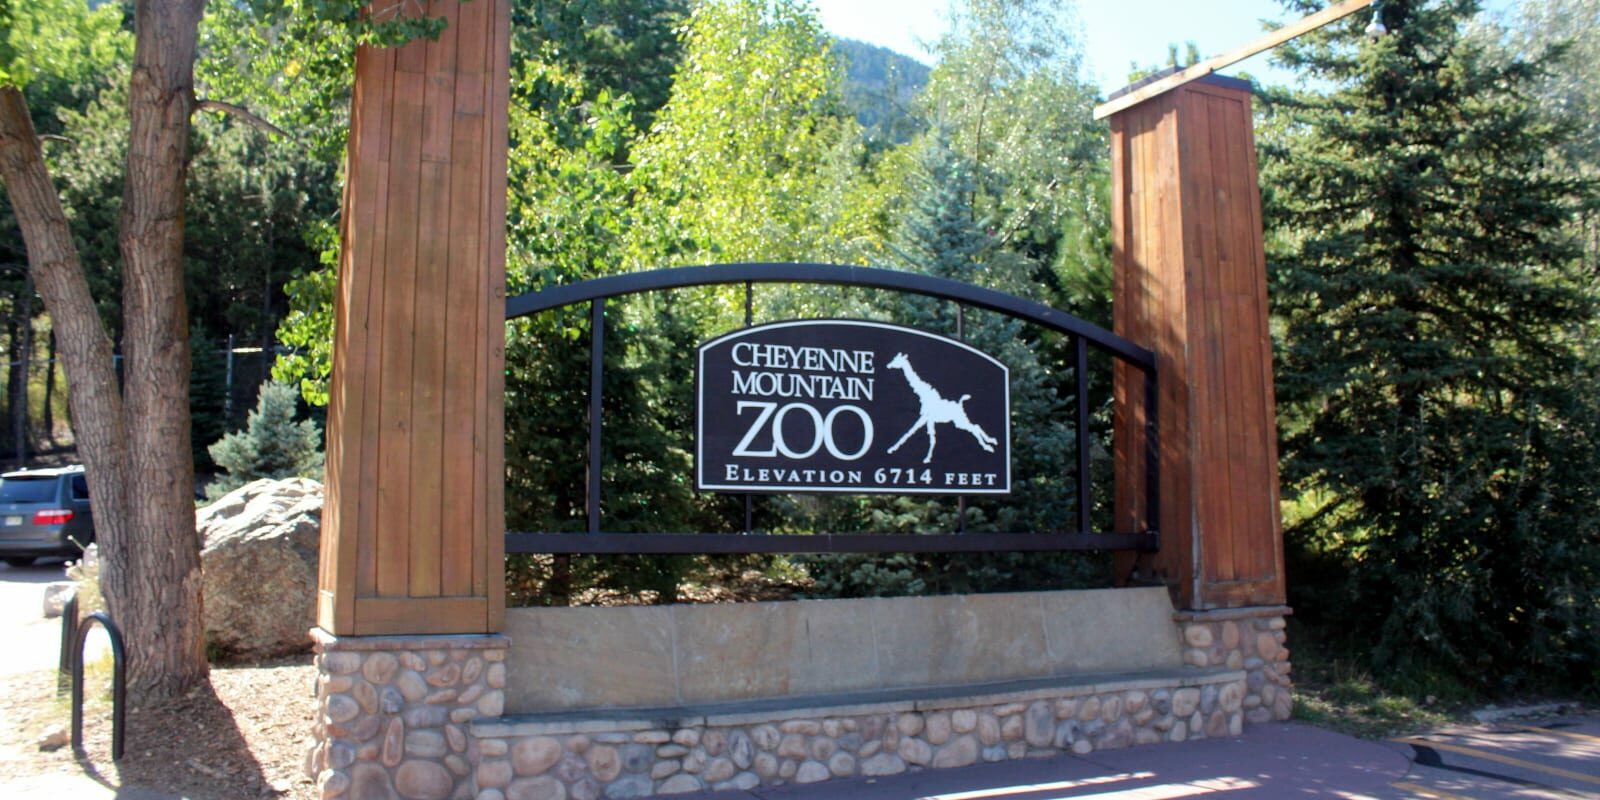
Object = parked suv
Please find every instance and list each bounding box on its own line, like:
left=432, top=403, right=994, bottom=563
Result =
left=0, top=465, right=94, bottom=567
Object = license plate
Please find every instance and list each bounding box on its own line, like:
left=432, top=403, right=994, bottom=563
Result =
left=3, top=516, right=21, bottom=526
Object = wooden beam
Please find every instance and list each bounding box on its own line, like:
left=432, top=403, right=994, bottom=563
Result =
left=1093, top=0, right=1373, bottom=120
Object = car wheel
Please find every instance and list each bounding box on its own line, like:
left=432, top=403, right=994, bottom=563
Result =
left=3, top=557, right=36, bottom=568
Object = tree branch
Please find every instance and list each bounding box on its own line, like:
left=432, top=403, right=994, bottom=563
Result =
left=194, top=99, right=288, bottom=139
left=38, top=134, right=73, bottom=147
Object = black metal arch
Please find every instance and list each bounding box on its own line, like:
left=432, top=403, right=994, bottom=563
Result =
left=506, top=263, right=1155, bottom=369
left=503, top=262, right=1160, bottom=556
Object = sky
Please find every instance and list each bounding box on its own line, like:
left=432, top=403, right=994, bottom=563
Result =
left=811, top=0, right=1522, bottom=97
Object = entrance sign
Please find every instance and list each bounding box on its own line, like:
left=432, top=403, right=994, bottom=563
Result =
left=697, top=320, right=1010, bottom=494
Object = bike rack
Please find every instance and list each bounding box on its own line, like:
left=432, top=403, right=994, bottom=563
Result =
left=68, top=610, right=126, bottom=761
left=57, top=592, right=79, bottom=692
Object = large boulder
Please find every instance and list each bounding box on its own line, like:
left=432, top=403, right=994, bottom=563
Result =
left=199, top=477, right=322, bottom=659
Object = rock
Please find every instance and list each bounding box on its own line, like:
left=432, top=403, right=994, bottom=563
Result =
left=621, top=744, right=653, bottom=774
left=325, top=695, right=360, bottom=724
left=786, top=760, right=826, bottom=785
left=981, top=745, right=1006, bottom=762
left=350, top=763, right=395, bottom=799
left=405, top=730, right=448, bottom=759
left=754, top=752, right=779, bottom=779
left=932, top=736, right=978, bottom=768
left=898, top=737, right=932, bottom=765
left=1001, top=714, right=1023, bottom=742
left=925, top=712, right=951, bottom=745
left=569, top=780, right=600, bottom=800
left=41, top=582, right=75, bottom=618
left=506, top=776, right=566, bottom=800
left=1256, top=632, right=1280, bottom=662
left=828, top=751, right=857, bottom=776
left=651, top=761, right=681, bottom=780
left=36, top=724, right=68, bottom=751
left=198, top=478, right=323, bottom=659
left=703, top=757, right=736, bottom=783
left=777, top=734, right=808, bottom=759
left=719, top=772, right=760, bottom=791
left=862, top=752, right=906, bottom=776
left=554, top=755, right=587, bottom=784
left=382, top=718, right=406, bottom=768
left=1077, top=697, right=1100, bottom=722
left=394, top=760, right=453, bottom=800
left=781, top=720, right=822, bottom=735
left=750, top=725, right=779, bottom=750
left=353, top=681, right=379, bottom=714
left=602, top=775, right=650, bottom=799
left=1024, top=702, right=1054, bottom=747
left=896, top=714, right=924, bottom=737
left=404, top=706, right=448, bottom=729
left=511, top=738, right=565, bottom=777
left=655, top=775, right=703, bottom=795
left=978, top=714, right=1001, bottom=745
left=809, top=737, right=837, bottom=762
left=728, top=730, right=754, bottom=769
left=1172, top=688, right=1201, bottom=718
left=1184, top=625, right=1214, bottom=648
left=477, top=760, right=513, bottom=789
left=365, top=653, right=400, bottom=685
left=586, top=745, right=621, bottom=782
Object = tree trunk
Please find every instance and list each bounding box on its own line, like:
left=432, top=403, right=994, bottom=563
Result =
left=0, top=0, right=210, bottom=707
left=112, top=0, right=208, bottom=702
left=0, top=88, right=134, bottom=647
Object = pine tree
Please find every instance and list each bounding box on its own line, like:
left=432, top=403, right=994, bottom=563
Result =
left=801, top=137, right=1106, bottom=597
left=205, top=381, right=324, bottom=501
left=1262, top=0, right=1600, bottom=691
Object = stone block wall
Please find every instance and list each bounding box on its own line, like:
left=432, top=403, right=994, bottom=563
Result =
left=1172, top=606, right=1293, bottom=723
left=469, top=671, right=1243, bottom=799
left=306, top=629, right=511, bottom=800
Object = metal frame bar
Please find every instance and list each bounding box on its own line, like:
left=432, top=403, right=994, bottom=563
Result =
left=587, top=299, right=604, bottom=534
left=508, top=264, right=1154, bottom=369
left=507, top=531, right=1159, bottom=554
left=505, top=263, right=1161, bottom=555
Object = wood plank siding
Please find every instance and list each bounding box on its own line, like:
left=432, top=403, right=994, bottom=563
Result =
left=1111, top=76, right=1286, bottom=610
left=317, top=0, right=509, bottom=636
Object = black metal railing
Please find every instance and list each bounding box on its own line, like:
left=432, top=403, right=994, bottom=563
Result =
left=504, top=263, right=1160, bottom=555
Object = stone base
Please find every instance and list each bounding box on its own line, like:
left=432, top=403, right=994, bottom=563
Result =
left=307, top=628, right=510, bottom=800
left=467, top=668, right=1244, bottom=799
left=1173, top=606, right=1293, bottom=723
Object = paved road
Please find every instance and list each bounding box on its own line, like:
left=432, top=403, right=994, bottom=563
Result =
left=0, top=559, right=73, bottom=676
left=1386, top=717, right=1600, bottom=799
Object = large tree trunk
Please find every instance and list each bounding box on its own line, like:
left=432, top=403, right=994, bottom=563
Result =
left=0, top=88, right=134, bottom=642
left=0, top=0, right=209, bottom=706
left=112, top=0, right=208, bottom=701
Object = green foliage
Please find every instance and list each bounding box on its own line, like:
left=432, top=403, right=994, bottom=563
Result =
left=0, top=0, right=128, bottom=91
left=794, top=137, right=1108, bottom=596
left=1263, top=0, right=1600, bottom=693
left=206, top=381, right=324, bottom=500
left=190, top=326, right=230, bottom=471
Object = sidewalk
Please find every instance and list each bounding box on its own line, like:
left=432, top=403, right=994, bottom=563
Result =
left=6, top=720, right=1412, bottom=799
left=696, top=721, right=1412, bottom=799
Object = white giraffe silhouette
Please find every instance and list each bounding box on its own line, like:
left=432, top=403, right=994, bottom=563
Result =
left=885, top=353, right=998, bottom=464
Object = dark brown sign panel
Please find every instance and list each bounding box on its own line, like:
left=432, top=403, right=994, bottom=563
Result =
left=696, top=320, right=1010, bottom=494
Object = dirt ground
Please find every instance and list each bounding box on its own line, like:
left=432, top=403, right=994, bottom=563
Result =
left=0, top=658, right=318, bottom=799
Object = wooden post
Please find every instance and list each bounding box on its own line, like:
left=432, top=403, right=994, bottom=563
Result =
left=316, top=0, right=509, bottom=636
left=1110, top=74, right=1286, bottom=610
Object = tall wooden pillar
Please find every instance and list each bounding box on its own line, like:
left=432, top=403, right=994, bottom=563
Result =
left=1110, top=74, right=1286, bottom=611
left=316, top=0, right=509, bottom=636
